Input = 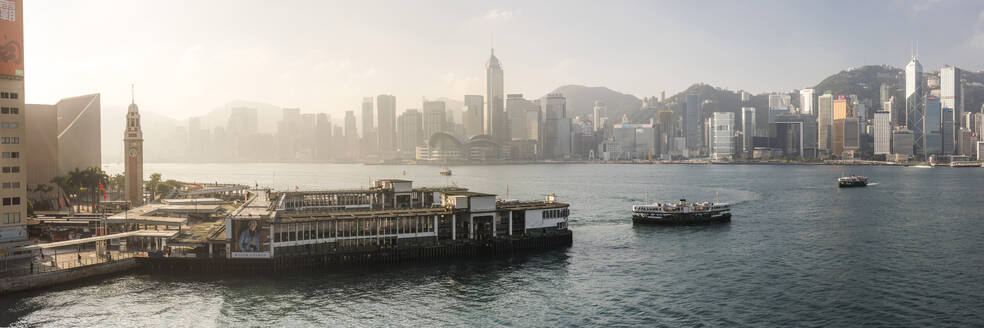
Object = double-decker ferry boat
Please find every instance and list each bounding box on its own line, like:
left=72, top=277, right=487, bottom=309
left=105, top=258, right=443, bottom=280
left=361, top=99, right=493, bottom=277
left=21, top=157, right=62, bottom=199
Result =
left=837, top=175, right=868, bottom=188
left=632, top=199, right=731, bottom=225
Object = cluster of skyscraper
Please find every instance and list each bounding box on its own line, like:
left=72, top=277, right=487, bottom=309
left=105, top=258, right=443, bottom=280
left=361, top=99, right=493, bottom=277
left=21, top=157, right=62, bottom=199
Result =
left=595, top=56, right=983, bottom=163
left=162, top=49, right=984, bottom=165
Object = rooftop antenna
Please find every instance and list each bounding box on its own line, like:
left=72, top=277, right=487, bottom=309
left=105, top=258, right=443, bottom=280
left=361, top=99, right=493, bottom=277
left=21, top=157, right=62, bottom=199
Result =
left=130, top=84, right=134, bottom=104
left=490, top=32, right=494, bottom=55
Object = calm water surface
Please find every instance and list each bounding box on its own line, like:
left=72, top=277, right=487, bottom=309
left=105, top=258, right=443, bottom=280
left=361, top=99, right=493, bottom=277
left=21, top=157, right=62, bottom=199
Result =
left=3, top=163, right=984, bottom=327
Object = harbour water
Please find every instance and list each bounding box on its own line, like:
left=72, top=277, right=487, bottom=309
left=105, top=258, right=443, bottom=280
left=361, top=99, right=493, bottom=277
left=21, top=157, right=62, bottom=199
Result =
left=3, top=163, right=984, bottom=327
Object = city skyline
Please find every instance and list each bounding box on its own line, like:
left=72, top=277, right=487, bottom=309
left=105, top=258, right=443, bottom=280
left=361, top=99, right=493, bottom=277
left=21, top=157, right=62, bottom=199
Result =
left=24, top=0, right=984, bottom=121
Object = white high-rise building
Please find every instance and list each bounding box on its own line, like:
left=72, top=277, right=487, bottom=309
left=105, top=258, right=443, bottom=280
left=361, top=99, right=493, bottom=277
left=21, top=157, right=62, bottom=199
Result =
left=799, top=89, right=815, bottom=116
left=593, top=101, right=607, bottom=132
left=905, top=56, right=923, bottom=154
left=874, top=111, right=891, bottom=155
left=768, top=93, right=791, bottom=110
left=711, top=112, right=735, bottom=160
left=940, top=65, right=961, bottom=152
left=485, top=48, right=505, bottom=141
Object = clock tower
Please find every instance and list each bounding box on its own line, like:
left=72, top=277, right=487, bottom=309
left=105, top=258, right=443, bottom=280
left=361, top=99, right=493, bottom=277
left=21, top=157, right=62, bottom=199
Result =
left=124, top=86, right=143, bottom=206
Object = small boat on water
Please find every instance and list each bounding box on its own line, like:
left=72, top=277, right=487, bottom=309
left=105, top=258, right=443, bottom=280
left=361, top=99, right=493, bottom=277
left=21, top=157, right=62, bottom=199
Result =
left=837, top=175, right=868, bottom=188
left=439, top=168, right=452, bottom=176
left=632, top=199, right=731, bottom=225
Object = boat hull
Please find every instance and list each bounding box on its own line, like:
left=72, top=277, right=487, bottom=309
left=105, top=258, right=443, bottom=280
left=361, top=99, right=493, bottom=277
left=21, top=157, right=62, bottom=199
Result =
left=838, top=181, right=867, bottom=188
left=632, top=212, right=731, bottom=225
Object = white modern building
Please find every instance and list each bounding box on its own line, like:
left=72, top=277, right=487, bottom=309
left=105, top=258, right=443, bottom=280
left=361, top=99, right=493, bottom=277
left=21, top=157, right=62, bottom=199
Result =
left=593, top=101, right=607, bottom=133
left=799, top=89, right=814, bottom=116
left=905, top=56, right=924, bottom=154
left=485, top=48, right=505, bottom=141
left=711, top=112, right=735, bottom=160
left=873, top=111, right=892, bottom=155
left=940, top=65, right=962, bottom=152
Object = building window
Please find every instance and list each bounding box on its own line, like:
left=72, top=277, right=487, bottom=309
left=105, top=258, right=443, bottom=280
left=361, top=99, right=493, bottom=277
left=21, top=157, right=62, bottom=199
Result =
left=10, top=93, right=17, bottom=99
left=1, top=122, right=16, bottom=128
left=2, top=212, right=19, bottom=224
left=1, top=92, right=7, bottom=99
left=0, top=107, right=17, bottom=115
left=1, top=182, right=19, bottom=189
left=2, top=197, right=20, bottom=206
left=1, top=152, right=18, bottom=159
left=1, top=137, right=18, bottom=144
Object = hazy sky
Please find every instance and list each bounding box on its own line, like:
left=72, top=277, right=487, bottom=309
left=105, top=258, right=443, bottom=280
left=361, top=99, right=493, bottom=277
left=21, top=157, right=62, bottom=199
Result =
left=24, top=0, right=984, bottom=120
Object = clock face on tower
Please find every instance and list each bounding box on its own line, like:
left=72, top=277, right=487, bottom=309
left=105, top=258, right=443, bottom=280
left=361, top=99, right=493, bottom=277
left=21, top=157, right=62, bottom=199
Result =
left=128, top=148, right=138, bottom=158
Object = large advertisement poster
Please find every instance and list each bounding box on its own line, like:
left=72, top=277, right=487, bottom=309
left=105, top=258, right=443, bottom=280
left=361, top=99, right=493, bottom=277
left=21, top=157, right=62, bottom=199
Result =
left=0, top=0, right=22, bottom=77
left=230, top=219, right=271, bottom=258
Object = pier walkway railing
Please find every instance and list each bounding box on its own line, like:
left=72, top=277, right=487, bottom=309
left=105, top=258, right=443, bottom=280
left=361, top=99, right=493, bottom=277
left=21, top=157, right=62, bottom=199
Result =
left=0, top=251, right=139, bottom=278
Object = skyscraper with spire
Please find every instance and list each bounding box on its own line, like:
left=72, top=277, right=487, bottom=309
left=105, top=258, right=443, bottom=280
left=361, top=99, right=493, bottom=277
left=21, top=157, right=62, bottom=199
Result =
left=485, top=46, right=505, bottom=141
left=905, top=51, right=924, bottom=155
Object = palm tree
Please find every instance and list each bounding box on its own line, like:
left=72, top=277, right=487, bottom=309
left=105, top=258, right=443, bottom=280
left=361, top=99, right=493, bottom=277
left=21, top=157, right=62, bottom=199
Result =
left=145, top=173, right=163, bottom=201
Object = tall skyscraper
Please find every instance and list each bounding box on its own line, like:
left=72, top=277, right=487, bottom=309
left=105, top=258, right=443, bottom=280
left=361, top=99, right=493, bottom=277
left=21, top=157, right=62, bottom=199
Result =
left=0, top=0, right=25, bottom=251
left=485, top=48, right=505, bottom=141
left=361, top=97, right=377, bottom=156
left=315, top=113, right=332, bottom=161
left=741, top=107, right=756, bottom=156
left=880, top=83, right=892, bottom=107
left=464, top=95, right=484, bottom=138
left=124, top=88, right=144, bottom=206
left=344, top=110, right=358, bottom=160
left=942, top=107, right=954, bottom=155
left=376, top=95, right=397, bottom=155
left=874, top=111, right=891, bottom=155
left=543, top=94, right=571, bottom=159
left=832, top=95, right=851, bottom=157
left=422, top=100, right=447, bottom=141
left=817, top=93, right=834, bottom=153
left=923, top=95, right=941, bottom=155
left=711, top=112, right=735, bottom=160
left=799, top=89, right=814, bottom=116
left=940, top=66, right=961, bottom=153
left=884, top=96, right=900, bottom=128
left=506, top=94, right=536, bottom=140
left=593, top=101, right=608, bottom=132
left=905, top=55, right=924, bottom=154
left=684, top=94, right=701, bottom=149
left=397, top=109, right=423, bottom=158
left=277, top=108, right=301, bottom=161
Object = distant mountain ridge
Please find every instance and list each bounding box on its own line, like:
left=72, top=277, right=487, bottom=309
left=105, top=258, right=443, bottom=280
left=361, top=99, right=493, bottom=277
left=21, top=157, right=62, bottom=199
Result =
left=102, top=64, right=984, bottom=163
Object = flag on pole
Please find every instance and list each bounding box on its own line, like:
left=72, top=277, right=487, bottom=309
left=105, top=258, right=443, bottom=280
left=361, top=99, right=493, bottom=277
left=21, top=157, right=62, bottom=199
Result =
left=98, top=181, right=107, bottom=200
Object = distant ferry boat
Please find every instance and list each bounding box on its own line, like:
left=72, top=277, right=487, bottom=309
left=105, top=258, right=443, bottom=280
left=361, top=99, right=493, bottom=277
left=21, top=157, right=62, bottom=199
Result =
left=632, top=199, right=731, bottom=225
left=440, top=168, right=452, bottom=176
left=838, top=175, right=868, bottom=188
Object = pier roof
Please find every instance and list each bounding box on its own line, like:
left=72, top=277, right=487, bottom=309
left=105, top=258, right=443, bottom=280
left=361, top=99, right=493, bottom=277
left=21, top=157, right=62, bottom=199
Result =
left=16, top=230, right=179, bottom=250
left=413, top=187, right=468, bottom=192
left=278, top=207, right=452, bottom=222
left=443, top=191, right=496, bottom=197
left=497, top=201, right=569, bottom=211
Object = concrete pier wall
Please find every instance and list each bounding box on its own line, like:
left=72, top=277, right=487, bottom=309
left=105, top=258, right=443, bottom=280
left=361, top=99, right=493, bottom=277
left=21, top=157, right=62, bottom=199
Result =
left=0, top=258, right=139, bottom=295
left=140, top=231, right=573, bottom=274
